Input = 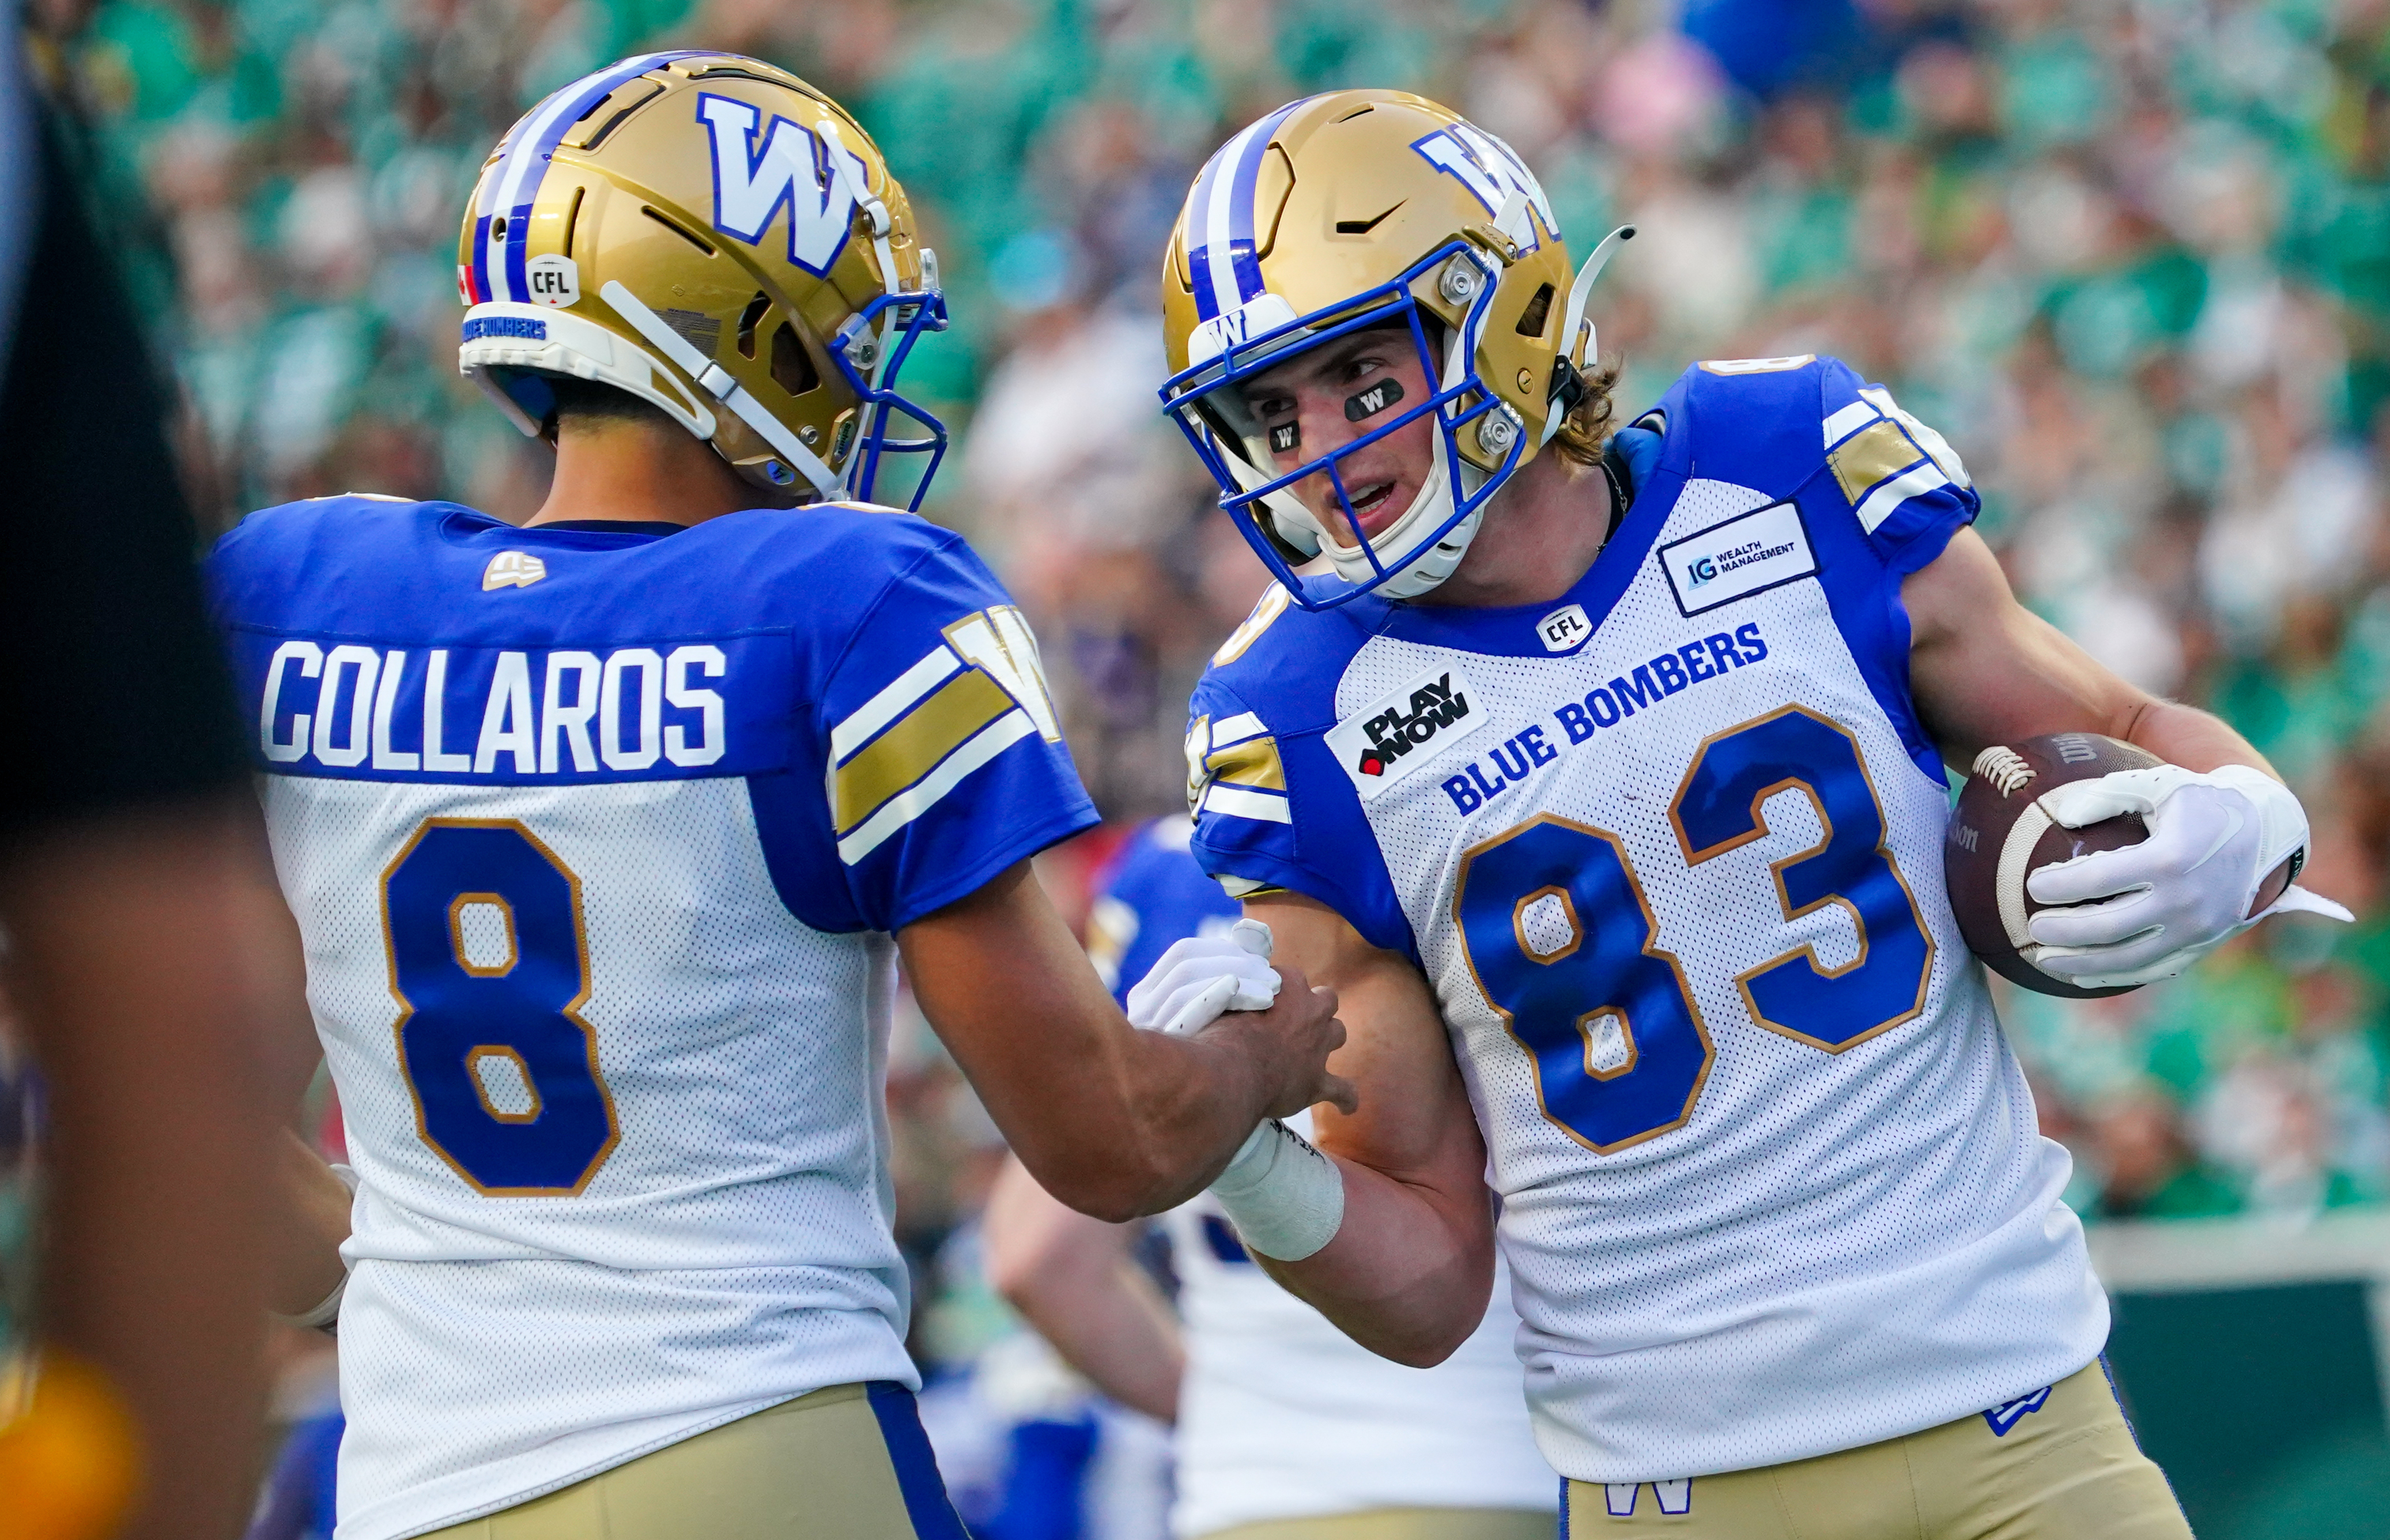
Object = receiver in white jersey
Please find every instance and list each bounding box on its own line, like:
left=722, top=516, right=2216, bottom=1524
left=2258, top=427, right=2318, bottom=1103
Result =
left=207, top=497, right=1097, bottom=1540
left=1093, top=820, right=1556, bottom=1536
left=1184, top=356, right=2108, bottom=1485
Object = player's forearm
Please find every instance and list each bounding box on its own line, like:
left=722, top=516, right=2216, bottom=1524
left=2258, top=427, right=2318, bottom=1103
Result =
left=1255, top=1155, right=1494, bottom=1368
left=2106, top=696, right=2276, bottom=779
left=995, top=1248, right=1184, bottom=1421
left=904, top=862, right=1336, bottom=1221
left=984, top=1160, right=1184, bottom=1420
left=266, top=1128, right=353, bottom=1317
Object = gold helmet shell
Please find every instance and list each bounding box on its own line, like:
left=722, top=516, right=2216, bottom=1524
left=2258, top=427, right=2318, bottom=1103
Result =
left=1159, top=90, right=1628, bottom=605
left=458, top=52, right=948, bottom=505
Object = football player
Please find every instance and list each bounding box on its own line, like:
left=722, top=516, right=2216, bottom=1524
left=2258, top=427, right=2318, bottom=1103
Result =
left=986, top=816, right=1556, bottom=1540
left=208, top=55, right=1344, bottom=1540
left=1155, top=90, right=2351, bottom=1538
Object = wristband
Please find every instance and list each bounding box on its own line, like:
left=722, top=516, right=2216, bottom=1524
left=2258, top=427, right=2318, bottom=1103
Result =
left=1210, top=1119, right=1345, bottom=1261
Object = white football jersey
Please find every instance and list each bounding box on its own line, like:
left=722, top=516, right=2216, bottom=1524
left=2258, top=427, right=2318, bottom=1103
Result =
left=1186, top=357, right=2106, bottom=1484
left=1164, top=1162, right=1554, bottom=1535
left=210, top=498, right=1095, bottom=1539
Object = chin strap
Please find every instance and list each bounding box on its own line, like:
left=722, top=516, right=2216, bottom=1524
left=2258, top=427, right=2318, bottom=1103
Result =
left=1542, top=224, right=1636, bottom=446
left=602, top=280, right=844, bottom=499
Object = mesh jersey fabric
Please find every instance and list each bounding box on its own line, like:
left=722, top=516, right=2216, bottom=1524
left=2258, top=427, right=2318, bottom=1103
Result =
left=1185, top=357, right=2106, bottom=1485
left=207, top=499, right=1097, bottom=1540
left=1090, top=821, right=1554, bottom=1534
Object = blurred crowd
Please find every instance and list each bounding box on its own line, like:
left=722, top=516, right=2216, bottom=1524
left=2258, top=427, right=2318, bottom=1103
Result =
left=34, top=0, right=2390, bottom=1519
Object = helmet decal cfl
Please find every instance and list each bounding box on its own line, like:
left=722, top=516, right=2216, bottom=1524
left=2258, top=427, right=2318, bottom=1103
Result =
left=1410, top=124, right=1557, bottom=251
left=697, top=93, right=861, bottom=276
left=467, top=50, right=707, bottom=304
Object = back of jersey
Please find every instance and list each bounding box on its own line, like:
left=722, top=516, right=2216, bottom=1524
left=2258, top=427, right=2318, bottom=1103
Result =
left=210, top=497, right=1096, bottom=1540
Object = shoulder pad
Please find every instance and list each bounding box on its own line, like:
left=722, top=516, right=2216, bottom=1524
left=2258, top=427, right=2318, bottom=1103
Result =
left=1200, top=581, right=1379, bottom=737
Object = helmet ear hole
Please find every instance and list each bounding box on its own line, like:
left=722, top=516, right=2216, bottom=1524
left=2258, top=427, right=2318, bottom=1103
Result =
left=1514, top=282, right=1555, bottom=338
left=735, top=292, right=771, bottom=360
left=771, top=322, right=821, bottom=398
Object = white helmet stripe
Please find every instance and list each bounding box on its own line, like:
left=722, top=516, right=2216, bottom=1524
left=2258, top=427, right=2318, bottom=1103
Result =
left=474, top=52, right=703, bottom=302
left=1200, top=116, right=1266, bottom=323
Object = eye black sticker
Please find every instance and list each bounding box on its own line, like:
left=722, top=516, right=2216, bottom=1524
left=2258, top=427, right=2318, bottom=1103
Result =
left=1345, top=377, right=1404, bottom=422
left=1269, top=422, right=1300, bottom=454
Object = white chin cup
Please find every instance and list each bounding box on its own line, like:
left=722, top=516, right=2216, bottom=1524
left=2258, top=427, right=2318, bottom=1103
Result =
left=1308, top=418, right=1488, bottom=600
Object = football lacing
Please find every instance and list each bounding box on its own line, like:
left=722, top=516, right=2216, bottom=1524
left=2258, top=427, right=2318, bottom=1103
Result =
left=1973, top=746, right=2036, bottom=797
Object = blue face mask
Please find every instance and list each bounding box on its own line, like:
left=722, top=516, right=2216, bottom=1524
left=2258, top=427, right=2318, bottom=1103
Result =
left=1160, top=239, right=1527, bottom=612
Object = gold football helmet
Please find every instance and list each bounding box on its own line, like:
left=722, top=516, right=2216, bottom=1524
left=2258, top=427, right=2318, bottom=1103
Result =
left=1159, top=89, right=1630, bottom=605
left=457, top=52, right=947, bottom=505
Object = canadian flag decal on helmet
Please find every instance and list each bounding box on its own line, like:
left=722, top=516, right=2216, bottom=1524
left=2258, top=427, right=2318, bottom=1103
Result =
left=697, top=93, right=862, bottom=276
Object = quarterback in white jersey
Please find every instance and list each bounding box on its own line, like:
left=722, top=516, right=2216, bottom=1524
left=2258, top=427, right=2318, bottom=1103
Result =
left=1149, top=90, right=2347, bottom=1538
left=986, top=819, right=1554, bottom=1539
left=212, top=56, right=1346, bottom=1540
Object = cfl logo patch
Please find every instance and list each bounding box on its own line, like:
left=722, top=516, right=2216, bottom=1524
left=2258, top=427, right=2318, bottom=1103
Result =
left=1411, top=123, right=1557, bottom=249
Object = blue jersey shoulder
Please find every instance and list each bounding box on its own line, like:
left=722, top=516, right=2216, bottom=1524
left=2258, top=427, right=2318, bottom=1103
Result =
left=1187, top=586, right=1417, bottom=960
left=210, top=495, right=973, bottom=650
left=1197, top=579, right=1383, bottom=737
left=1645, top=355, right=1850, bottom=500
left=1087, top=817, right=1240, bottom=1006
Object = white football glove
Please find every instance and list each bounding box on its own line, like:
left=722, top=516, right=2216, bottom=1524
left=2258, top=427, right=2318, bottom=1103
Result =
left=2025, top=763, right=2353, bottom=990
left=1124, top=918, right=1279, bottom=1035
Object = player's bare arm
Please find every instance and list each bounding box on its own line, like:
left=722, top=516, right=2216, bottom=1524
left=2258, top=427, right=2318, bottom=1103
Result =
left=900, top=860, right=1351, bottom=1221
left=1902, top=526, right=2346, bottom=991
left=983, top=1157, right=1183, bottom=1422
left=1234, top=892, right=1493, bottom=1367
left=1905, top=528, right=2278, bottom=798
left=266, top=1130, right=354, bottom=1320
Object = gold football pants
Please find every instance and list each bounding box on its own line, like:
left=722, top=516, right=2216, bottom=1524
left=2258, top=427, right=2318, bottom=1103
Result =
left=1204, top=1509, right=1557, bottom=1540
left=417, top=1381, right=967, bottom=1540
left=1564, top=1361, right=2189, bottom=1538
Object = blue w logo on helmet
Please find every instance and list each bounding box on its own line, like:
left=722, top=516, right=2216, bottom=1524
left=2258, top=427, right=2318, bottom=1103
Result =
left=1410, top=124, right=1558, bottom=251
left=696, top=94, right=863, bottom=276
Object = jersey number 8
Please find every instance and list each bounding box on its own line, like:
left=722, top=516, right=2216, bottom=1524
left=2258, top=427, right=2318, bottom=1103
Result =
left=383, top=820, right=619, bottom=1194
left=1453, top=707, right=1934, bottom=1153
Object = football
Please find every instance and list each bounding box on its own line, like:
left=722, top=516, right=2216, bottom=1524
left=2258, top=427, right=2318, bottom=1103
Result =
left=1944, top=731, right=2164, bottom=999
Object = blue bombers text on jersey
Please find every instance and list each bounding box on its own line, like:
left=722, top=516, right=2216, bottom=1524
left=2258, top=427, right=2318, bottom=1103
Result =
left=209, top=500, right=1096, bottom=1540
left=1184, top=356, right=2106, bottom=1486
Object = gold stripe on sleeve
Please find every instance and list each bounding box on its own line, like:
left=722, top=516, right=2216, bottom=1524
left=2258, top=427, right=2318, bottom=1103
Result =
left=1828, top=418, right=1926, bottom=506
left=1205, top=734, right=1286, bottom=791
left=835, top=669, right=1017, bottom=833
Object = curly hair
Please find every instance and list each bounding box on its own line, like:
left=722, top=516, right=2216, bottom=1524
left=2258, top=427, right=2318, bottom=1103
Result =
left=1544, top=355, right=1624, bottom=472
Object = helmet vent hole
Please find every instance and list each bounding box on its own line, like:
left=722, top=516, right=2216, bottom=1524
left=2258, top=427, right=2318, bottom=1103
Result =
left=771, top=323, right=821, bottom=398
left=657, top=308, right=721, bottom=355
left=640, top=206, right=716, bottom=258
left=1515, top=283, right=1555, bottom=339
left=737, top=292, right=771, bottom=360
left=560, top=186, right=586, bottom=256
left=1333, top=104, right=1376, bottom=123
